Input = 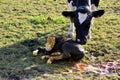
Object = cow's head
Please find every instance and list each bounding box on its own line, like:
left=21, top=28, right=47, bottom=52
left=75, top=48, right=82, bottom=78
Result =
left=62, top=6, right=105, bottom=44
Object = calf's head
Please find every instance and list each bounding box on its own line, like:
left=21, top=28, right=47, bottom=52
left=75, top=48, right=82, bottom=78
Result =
left=62, top=8, right=105, bottom=44
left=45, top=35, right=56, bottom=51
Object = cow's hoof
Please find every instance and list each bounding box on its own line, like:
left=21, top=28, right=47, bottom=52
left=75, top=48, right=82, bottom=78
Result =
left=67, top=33, right=73, bottom=38
left=33, top=50, right=38, bottom=56
left=47, top=59, right=53, bottom=64
left=88, top=35, right=92, bottom=39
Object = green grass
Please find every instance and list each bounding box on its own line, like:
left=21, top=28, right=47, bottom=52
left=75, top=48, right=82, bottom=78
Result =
left=0, top=0, right=120, bottom=80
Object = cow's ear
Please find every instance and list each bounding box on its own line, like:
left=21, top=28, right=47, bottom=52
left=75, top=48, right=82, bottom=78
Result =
left=92, top=10, right=105, bottom=18
left=62, top=11, right=75, bottom=18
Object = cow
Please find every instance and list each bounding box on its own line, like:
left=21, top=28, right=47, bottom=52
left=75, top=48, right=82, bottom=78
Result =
left=62, top=0, right=105, bottom=44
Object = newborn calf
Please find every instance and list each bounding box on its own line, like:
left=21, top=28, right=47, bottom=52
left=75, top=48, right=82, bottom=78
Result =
left=33, top=35, right=85, bottom=64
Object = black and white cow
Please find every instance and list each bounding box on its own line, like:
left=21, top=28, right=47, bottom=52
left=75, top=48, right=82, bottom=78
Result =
left=62, top=0, right=105, bottom=44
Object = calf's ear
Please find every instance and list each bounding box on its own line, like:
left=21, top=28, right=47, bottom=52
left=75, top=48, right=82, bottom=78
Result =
left=92, top=10, right=105, bottom=18
left=62, top=11, right=75, bottom=18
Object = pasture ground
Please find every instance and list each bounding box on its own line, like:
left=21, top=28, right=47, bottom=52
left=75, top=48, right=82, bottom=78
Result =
left=0, top=0, right=120, bottom=80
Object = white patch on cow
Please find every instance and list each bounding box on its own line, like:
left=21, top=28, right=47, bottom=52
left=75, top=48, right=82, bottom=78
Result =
left=79, top=47, right=85, bottom=52
left=78, top=13, right=88, bottom=24
left=91, top=4, right=97, bottom=11
left=68, top=1, right=76, bottom=11
left=68, top=23, right=75, bottom=37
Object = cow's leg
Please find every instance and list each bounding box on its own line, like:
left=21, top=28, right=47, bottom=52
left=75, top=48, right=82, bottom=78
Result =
left=67, top=0, right=76, bottom=38
left=91, top=0, right=100, bottom=23
left=89, top=4, right=97, bottom=39
left=88, top=29, right=92, bottom=39
left=90, top=1, right=99, bottom=39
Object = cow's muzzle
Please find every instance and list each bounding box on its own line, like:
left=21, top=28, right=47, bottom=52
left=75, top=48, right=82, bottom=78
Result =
left=76, top=38, right=87, bottom=45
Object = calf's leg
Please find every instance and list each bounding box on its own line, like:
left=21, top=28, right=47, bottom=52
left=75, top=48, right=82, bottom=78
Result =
left=41, top=55, right=50, bottom=60
left=47, top=44, right=72, bottom=64
left=47, top=55, right=63, bottom=64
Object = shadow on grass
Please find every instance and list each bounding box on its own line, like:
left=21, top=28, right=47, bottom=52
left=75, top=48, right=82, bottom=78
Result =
left=0, top=28, right=76, bottom=80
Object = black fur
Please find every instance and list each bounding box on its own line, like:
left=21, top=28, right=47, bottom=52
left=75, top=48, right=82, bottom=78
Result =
left=38, top=37, right=84, bottom=61
left=63, top=0, right=105, bottom=44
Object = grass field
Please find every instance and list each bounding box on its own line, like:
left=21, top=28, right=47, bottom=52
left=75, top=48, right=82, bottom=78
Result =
left=0, top=0, right=120, bottom=80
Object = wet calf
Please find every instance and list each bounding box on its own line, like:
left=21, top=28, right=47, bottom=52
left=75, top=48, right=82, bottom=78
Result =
left=33, top=36, right=85, bottom=64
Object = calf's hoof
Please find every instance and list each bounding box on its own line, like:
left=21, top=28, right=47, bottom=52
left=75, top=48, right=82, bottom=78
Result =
left=67, top=33, right=74, bottom=38
left=41, top=56, right=46, bottom=60
left=33, top=50, right=38, bottom=56
left=41, top=55, right=50, bottom=60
